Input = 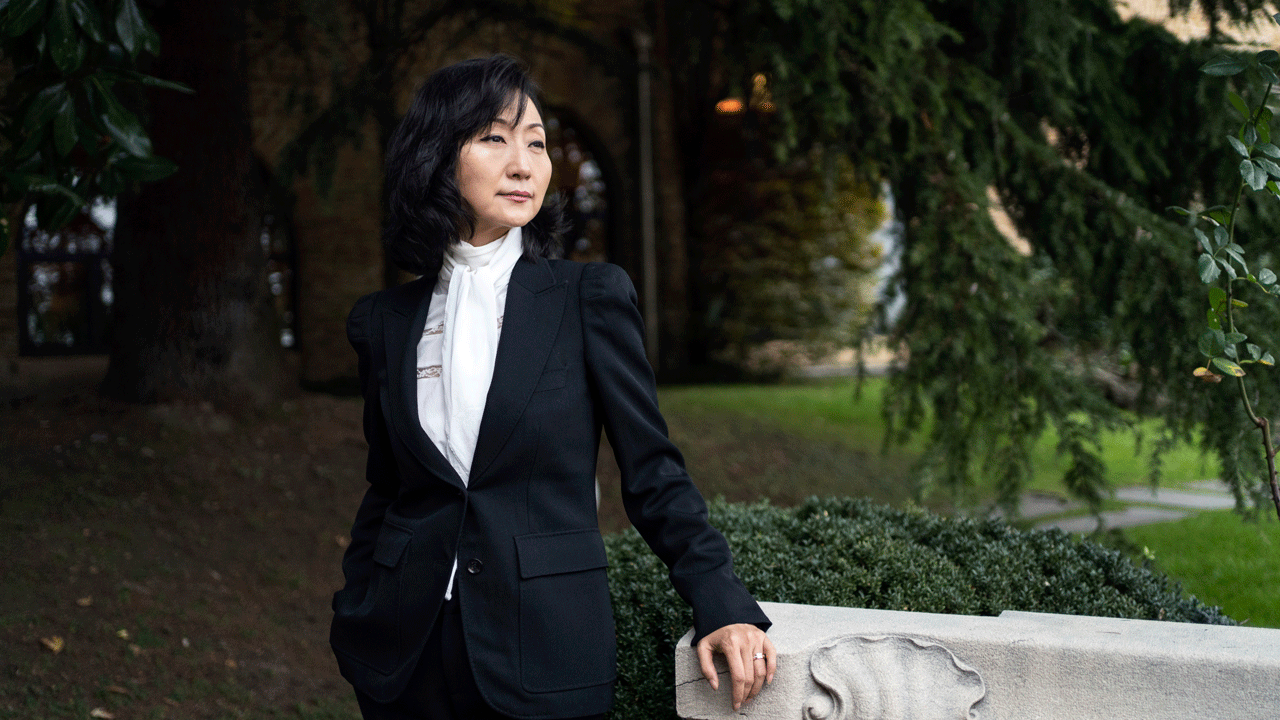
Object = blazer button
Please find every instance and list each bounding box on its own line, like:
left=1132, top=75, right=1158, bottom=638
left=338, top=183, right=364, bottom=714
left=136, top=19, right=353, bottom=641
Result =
left=466, top=559, right=483, bottom=575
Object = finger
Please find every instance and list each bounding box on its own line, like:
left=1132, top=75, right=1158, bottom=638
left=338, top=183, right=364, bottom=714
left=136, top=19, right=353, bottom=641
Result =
left=748, top=647, right=765, bottom=701
left=736, top=640, right=757, bottom=708
left=725, top=640, right=748, bottom=709
left=765, top=635, right=777, bottom=684
left=697, top=638, right=719, bottom=691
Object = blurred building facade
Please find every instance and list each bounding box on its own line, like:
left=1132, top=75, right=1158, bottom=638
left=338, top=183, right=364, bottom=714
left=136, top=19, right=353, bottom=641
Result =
left=1, top=1, right=1274, bottom=392
left=0, top=1, right=691, bottom=390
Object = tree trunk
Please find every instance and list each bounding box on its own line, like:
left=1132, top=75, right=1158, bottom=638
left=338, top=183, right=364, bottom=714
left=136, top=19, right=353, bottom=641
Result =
left=103, top=0, right=281, bottom=405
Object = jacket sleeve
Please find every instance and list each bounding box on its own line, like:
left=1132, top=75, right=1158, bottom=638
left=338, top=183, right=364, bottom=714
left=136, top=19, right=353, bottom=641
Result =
left=581, top=262, right=770, bottom=645
left=338, top=291, right=400, bottom=591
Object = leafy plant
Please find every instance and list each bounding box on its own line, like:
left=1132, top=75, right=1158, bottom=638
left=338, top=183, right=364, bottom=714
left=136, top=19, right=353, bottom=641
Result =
left=1170, top=20, right=1280, bottom=520
left=606, top=497, right=1232, bottom=720
left=0, top=0, right=191, bottom=251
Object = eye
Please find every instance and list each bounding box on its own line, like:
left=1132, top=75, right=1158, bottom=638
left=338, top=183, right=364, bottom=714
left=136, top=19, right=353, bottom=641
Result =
left=481, top=134, right=505, bottom=143
left=530, top=140, right=546, bottom=149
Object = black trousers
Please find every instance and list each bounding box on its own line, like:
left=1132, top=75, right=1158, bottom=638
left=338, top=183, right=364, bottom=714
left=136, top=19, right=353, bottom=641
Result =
left=354, top=595, right=607, bottom=720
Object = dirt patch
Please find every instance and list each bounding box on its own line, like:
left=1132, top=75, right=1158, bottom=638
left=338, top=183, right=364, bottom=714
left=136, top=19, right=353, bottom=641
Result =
left=1, top=387, right=369, bottom=719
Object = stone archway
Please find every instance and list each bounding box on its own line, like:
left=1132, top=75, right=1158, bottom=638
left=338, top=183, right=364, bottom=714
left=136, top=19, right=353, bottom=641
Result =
left=543, top=107, right=622, bottom=265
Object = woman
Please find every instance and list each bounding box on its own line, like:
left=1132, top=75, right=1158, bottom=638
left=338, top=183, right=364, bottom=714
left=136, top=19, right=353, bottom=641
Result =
left=330, top=54, right=774, bottom=720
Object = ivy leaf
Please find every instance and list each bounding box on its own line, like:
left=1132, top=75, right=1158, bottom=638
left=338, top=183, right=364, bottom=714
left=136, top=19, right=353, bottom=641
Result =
left=1223, top=242, right=1247, bottom=268
left=1208, top=307, right=1222, bottom=330
left=1214, top=226, right=1229, bottom=249
left=114, top=0, right=144, bottom=57
left=1232, top=298, right=1249, bottom=308
left=1225, top=331, right=1248, bottom=344
left=1260, top=268, right=1277, bottom=285
left=22, top=82, right=68, bottom=133
left=1258, top=142, right=1280, bottom=158
left=1242, top=158, right=1268, bottom=190
left=1248, top=343, right=1262, bottom=360
left=1245, top=123, right=1259, bottom=147
left=1194, top=366, right=1224, bottom=383
left=1202, top=56, right=1248, bottom=76
left=67, top=0, right=101, bottom=42
left=1212, top=357, right=1247, bottom=377
left=89, top=76, right=150, bottom=157
left=1263, top=352, right=1276, bottom=367
left=52, top=89, right=76, bottom=156
left=1199, top=252, right=1221, bottom=284
left=1228, top=134, right=1251, bottom=157
left=1260, top=63, right=1280, bottom=85
left=1219, top=256, right=1239, bottom=280
left=48, top=0, right=84, bottom=74
left=1209, top=286, right=1227, bottom=310
left=1199, top=328, right=1226, bottom=357
left=1194, top=227, right=1210, bottom=249
left=114, top=154, right=177, bottom=181
left=4, top=0, right=48, bottom=37
left=1259, top=112, right=1273, bottom=145
left=1207, top=208, right=1230, bottom=226
left=1260, top=50, right=1280, bottom=65
left=1228, top=91, right=1250, bottom=119
left=107, top=69, right=193, bottom=94
left=1166, top=205, right=1192, bottom=216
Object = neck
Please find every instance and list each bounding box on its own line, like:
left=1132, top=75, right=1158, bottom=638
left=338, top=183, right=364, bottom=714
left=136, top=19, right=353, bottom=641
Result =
left=466, top=225, right=510, bottom=247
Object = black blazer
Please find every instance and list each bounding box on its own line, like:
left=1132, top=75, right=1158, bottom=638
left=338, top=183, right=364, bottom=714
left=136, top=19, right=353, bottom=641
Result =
left=330, top=257, right=769, bottom=718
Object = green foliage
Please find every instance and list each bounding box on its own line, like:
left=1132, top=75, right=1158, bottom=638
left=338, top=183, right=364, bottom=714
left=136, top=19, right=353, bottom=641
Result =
left=605, top=497, right=1232, bottom=720
left=1169, top=38, right=1280, bottom=517
left=0, top=0, right=189, bottom=235
left=681, top=0, right=1280, bottom=512
left=701, top=152, right=885, bottom=371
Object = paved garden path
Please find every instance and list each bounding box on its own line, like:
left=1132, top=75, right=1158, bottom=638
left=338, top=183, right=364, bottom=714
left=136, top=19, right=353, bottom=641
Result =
left=1029, top=480, right=1237, bottom=533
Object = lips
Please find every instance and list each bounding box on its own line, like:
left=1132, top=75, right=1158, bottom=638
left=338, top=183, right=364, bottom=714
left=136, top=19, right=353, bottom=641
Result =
left=500, top=191, right=533, bottom=199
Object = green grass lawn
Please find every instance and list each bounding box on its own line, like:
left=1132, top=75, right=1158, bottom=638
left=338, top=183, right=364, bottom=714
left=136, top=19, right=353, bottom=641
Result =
left=658, top=377, right=1218, bottom=503
left=1128, top=510, right=1280, bottom=628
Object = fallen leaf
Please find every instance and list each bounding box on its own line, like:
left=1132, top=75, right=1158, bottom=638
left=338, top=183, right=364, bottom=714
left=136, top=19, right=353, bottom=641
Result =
left=104, top=685, right=129, bottom=695
left=89, top=709, right=115, bottom=719
left=334, top=535, right=350, bottom=548
left=40, top=636, right=64, bottom=653
left=128, top=644, right=142, bottom=656
left=116, top=629, right=129, bottom=640
left=77, top=596, right=93, bottom=607
left=163, top=698, right=179, bottom=707
left=225, top=658, right=238, bottom=669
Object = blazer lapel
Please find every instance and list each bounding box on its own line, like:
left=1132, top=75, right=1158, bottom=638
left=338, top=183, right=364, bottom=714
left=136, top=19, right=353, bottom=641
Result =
left=469, top=257, right=567, bottom=484
left=380, top=275, right=467, bottom=491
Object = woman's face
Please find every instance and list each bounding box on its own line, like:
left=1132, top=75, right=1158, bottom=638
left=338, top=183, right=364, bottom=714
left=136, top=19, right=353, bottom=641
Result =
left=457, top=95, right=552, bottom=246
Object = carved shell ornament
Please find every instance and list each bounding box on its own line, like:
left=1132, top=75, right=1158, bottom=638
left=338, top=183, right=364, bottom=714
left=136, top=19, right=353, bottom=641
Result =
left=803, top=635, right=986, bottom=720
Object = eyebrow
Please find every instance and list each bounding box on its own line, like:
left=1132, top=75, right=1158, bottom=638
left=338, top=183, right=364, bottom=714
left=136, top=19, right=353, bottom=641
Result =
left=492, top=117, right=545, bottom=131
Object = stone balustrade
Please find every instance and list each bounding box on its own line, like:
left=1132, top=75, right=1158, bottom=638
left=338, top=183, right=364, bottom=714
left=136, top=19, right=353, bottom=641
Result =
left=675, top=601, right=1280, bottom=719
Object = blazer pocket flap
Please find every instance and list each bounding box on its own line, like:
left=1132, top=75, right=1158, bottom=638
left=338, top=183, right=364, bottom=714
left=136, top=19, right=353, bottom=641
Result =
left=372, top=523, right=413, bottom=568
left=516, top=528, right=608, bottom=579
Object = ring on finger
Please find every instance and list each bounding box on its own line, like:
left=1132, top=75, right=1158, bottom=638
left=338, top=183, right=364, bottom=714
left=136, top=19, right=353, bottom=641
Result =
left=753, top=653, right=765, bottom=660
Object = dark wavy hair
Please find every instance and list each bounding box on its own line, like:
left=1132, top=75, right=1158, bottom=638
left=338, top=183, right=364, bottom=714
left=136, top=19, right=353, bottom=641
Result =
left=383, top=54, right=567, bottom=276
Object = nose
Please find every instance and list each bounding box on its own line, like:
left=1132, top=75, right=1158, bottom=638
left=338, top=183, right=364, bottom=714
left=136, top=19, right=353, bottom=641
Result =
left=508, top=145, right=532, bottom=180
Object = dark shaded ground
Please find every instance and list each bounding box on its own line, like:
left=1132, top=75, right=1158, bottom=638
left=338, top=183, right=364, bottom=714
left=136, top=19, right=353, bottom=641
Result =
left=1, top=383, right=370, bottom=719
left=0, top=363, right=910, bottom=719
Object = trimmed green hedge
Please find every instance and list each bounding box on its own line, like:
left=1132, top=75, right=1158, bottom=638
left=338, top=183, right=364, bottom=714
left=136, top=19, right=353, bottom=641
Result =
left=605, top=497, right=1232, bottom=720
